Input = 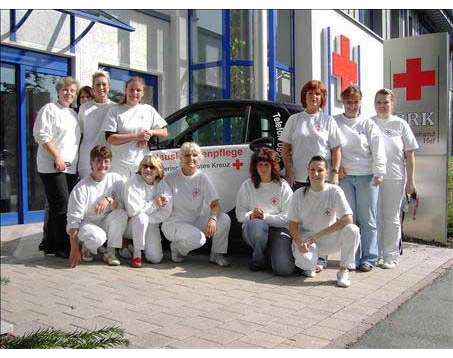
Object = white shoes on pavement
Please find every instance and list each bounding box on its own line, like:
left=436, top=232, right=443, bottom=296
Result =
left=81, top=243, right=94, bottom=262
left=303, top=270, right=317, bottom=278
left=209, top=253, right=230, bottom=267
left=382, top=261, right=397, bottom=269
left=170, top=243, right=185, bottom=263
left=103, top=251, right=121, bottom=266
left=337, top=269, right=351, bottom=288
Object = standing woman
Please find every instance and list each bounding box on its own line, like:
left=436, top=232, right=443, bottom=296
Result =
left=33, top=77, right=81, bottom=258
left=162, top=142, right=231, bottom=267
left=236, top=147, right=294, bottom=275
left=122, top=155, right=173, bottom=268
left=78, top=71, right=115, bottom=179
left=103, top=76, right=168, bottom=179
left=76, top=85, right=94, bottom=113
left=372, top=89, right=418, bottom=269
left=289, top=156, right=360, bottom=287
left=335, top=85, right=387, bottom=272
left=281, top=80, right=344, bottom=191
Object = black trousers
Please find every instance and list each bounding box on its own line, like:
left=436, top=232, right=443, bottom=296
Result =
left=39, top=172, right=78, bottom=254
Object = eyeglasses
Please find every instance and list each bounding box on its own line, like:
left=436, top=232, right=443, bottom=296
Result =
left=143, top=164, right=156, bottom=170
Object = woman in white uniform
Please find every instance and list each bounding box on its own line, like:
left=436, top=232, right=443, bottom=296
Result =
left=33, top=77, right=81, bottom=258
left=236, top=147, right=294, bottom=274
left=281, top=80, right=344, bottom=191
left=122, top=155, right=172, bottom=268
left=77, top=71, right=116, bottom=179
left=334, top=85, right=387, bottom=272
left=67, top=146, right=128, bottom=268
left=372, top=89, right=418, bottom=269
left=162, top=142, right=231, bottom=267
left=289, top=155, right=360, bottom=287
left=103, top=76, right=168, bottom=179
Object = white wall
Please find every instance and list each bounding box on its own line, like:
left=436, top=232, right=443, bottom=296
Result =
left=0, top=9, right=187, bottom=117
left=295, top=10, right=384, bottom=118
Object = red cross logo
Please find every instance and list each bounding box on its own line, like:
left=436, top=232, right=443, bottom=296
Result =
left=324, top=208, right=332, bottom=217
left=192, top=188, right=200, bottom=198
left=232, top=159, right=243, bottom=170
left=271, top=197, right=279, bottom=206
left=332, top=35, right=358, bottom=93
left=393, top=58, right=436, bottom=101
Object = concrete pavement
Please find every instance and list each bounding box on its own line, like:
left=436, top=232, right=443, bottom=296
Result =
left=1, top=223, right=452, bottom=349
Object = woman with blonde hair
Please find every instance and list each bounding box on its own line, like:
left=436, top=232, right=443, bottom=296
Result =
left=103, top=76, right=168, bottom=179
left=372, top=89, right=418, bottom=269
left=122, top=155, right=172, bottom=268
left=162, top=142, right=231, bottom=267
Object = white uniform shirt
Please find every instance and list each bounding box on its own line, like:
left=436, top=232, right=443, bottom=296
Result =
left=33, top=102, right=81, bottom=174
left=103, top=104, right=167, bottom=166
left=334, top=114, right=387, bottom=177
left=236, top=178, right=293, bottom=228
left=122, top=174, right=173, bottom=224
left=164, top=169, right=218, bottom=224
left=77, top=100, right=115, bottom=174
left=66, top=172, right=125, bottom=231
left=281, top=111, right=345, bottom=182
left=372, top=115, right=419, bottom=180
left=288, top=184, right=352, bottom=234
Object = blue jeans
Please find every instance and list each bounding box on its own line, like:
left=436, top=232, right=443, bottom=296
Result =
left=242, top=219, right=295, bottom=275
left=340, top=175, right=379, bottom=266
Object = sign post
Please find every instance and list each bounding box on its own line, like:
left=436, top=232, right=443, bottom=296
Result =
left=384, top=32, right=450, bottom=243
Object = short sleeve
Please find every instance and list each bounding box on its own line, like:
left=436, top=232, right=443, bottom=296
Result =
left=103, top=106, right=118, bottom=132
left=401, top=121, right=419, bottom=152
left=327, top=116, right=345, bottom=148
left=288, top=191, right=302, bottom=222
left=203, top=174, right=219, bottom=205
left=150, top=106, right=168, bottom=129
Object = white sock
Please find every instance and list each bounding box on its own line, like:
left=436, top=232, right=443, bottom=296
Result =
left=133, top=248, right=142, bottom=258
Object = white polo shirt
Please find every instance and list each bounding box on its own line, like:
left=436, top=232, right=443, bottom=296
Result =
left=281, top=110, right=344, bottom=182
left=371, top=115, right=419, bottom=180
left=103, top=103, right=167, bottom=167
left=334, top=114, right=387, bottom=177
left=77, top=100, right=115, bottom=175
left=33, top=102, right=81, bottom=175
left=288, top=183, right=352, bottom=234
left=164, top=168, right=218, bottom=224
left=236, top=178, right=293, bottom=228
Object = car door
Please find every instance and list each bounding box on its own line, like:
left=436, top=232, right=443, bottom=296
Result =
left=151, top=103, right=253, bottom=216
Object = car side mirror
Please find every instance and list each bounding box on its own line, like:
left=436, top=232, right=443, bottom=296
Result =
left=249, top=137, right=275, bottom=152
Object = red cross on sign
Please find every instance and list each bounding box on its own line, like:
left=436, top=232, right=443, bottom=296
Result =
left=332, top=35, right=358, bottom=93
left=232, top=159, right=243, bottom=170
left=393, top=58, right=436, bottom=101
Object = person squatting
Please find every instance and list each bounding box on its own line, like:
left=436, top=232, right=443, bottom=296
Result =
left=33, top=75, right=418, bottom=289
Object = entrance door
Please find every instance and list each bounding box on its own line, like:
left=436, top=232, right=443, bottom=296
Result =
left=0, top=46, right=70, bottom=225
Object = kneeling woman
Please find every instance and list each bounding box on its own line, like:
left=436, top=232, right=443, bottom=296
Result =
left=236, top=147, right=294, bottom=275
left=289, top=156, right=360, bottom=287
left=122, top=155, right=173, bottom=268
left=162, top=142, right=231, bottom=267
left=67, top=146, right=128, bottom=268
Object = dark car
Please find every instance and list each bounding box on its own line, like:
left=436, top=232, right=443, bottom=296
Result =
left=151, top=99, right=304, bottom=250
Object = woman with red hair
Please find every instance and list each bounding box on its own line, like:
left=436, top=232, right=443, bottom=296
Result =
left=236, top=147, right=294, bottom=274
left=281, top=80, right=344, bottom=191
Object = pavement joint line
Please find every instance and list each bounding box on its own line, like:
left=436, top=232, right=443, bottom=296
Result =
left=326, top=260, right=452, bottom=349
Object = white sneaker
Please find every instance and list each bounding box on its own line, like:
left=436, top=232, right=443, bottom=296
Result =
left=170, top=243, right=185, bottom=263
left=382, top=261, right=397, bottom=269
left=81, top=243, right=94, bottom=262
left=337, top=269, right=351, bottom=288
left=103, top=251, right=121, bottom=266
left=209, top=253, right=230, bottom=267
left=303, top=270, right=316, bottom=278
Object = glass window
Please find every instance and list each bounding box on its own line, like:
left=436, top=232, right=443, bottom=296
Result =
left=230, top=10, right=253, bottom=60
left=390, top=10, right=400, bottom=39
left=247, top=105, right=278, bottom=142
left=25, top=71, right=64, bottom=211
left=191, top=10, right=223, bottom=64
left=0, top=63, right=19, bottom=214
left=192, top=67, right=223, bottom=102
left=276, top=69, right=292, bottom=103
left=276, top=10, right=292, bottom=66
left=231, top=66, right=254, bottom=100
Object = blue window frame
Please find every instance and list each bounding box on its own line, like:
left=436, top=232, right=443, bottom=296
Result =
left=0, top=45, right=71, bottom=226
left=102, top=66, right=158, bottom=110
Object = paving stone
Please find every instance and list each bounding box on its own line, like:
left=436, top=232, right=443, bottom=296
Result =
left=199, top=309, right=242, bottom=322
left=166, top=336, right=223, bottom=349
left=317, top=317, right=358, bottom=332
left=285, top=333, right=332, bottom=348
left=140, top=312, right=182, bottom=326
left=197, top=327, right=244, bottom=344
left=179, top=315, right=221, bottom=331
left=221, top=340, right=262, bottom=349
left=257, top=322, right=303, bottom=338
left=240, top=312, right=278, bottom=325
left=128, top=331, right=176, bottom=348
left=220, top=319, right=263, bottom=334
left=239, top=330, right=286, bottom=348
left=150, top=322, right=203, bottom=340
left=302, top=325, right=344, bottom=341
left=276, top=314, right=320, bottom=329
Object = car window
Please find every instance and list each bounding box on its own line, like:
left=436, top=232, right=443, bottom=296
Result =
left=161, top=105, right=249, bottom=148
left=247, top=106, right=280, bottom=142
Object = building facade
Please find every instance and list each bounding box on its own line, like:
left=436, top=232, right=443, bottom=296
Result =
left=1, top=9, right=451, bottom=236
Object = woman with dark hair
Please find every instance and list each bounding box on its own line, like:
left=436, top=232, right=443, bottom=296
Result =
left=289, top=156, right=360, bottom=287
left=103, top=76, right=168, bottom=179
left=236, top=147, right=294, bottom=274
left=281, top=80, right=344, bottom=190
left=76, top=85, right=94, bottom=112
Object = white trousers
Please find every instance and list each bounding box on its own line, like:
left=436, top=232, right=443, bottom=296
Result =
left=124, top=214, right=163, bottom=263
left=377, top=179, right=405, bottom=262
left=78, top=209, right=128, bottom=254
left=161, top=213, right=231, bottom=256
left=292, top=224, right=360, bottom=271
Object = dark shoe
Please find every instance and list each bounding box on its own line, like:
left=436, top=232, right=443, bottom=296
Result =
left=38, top=241, right=47, bottom=251
left=55, top=250, right=69, bottom=259
left=358, top=263, right=373, bottom=272
left=249, top=261, right=263, bottom=271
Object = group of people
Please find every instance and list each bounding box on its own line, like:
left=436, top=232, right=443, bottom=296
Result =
left=32, top=73, right=417, bottom=288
